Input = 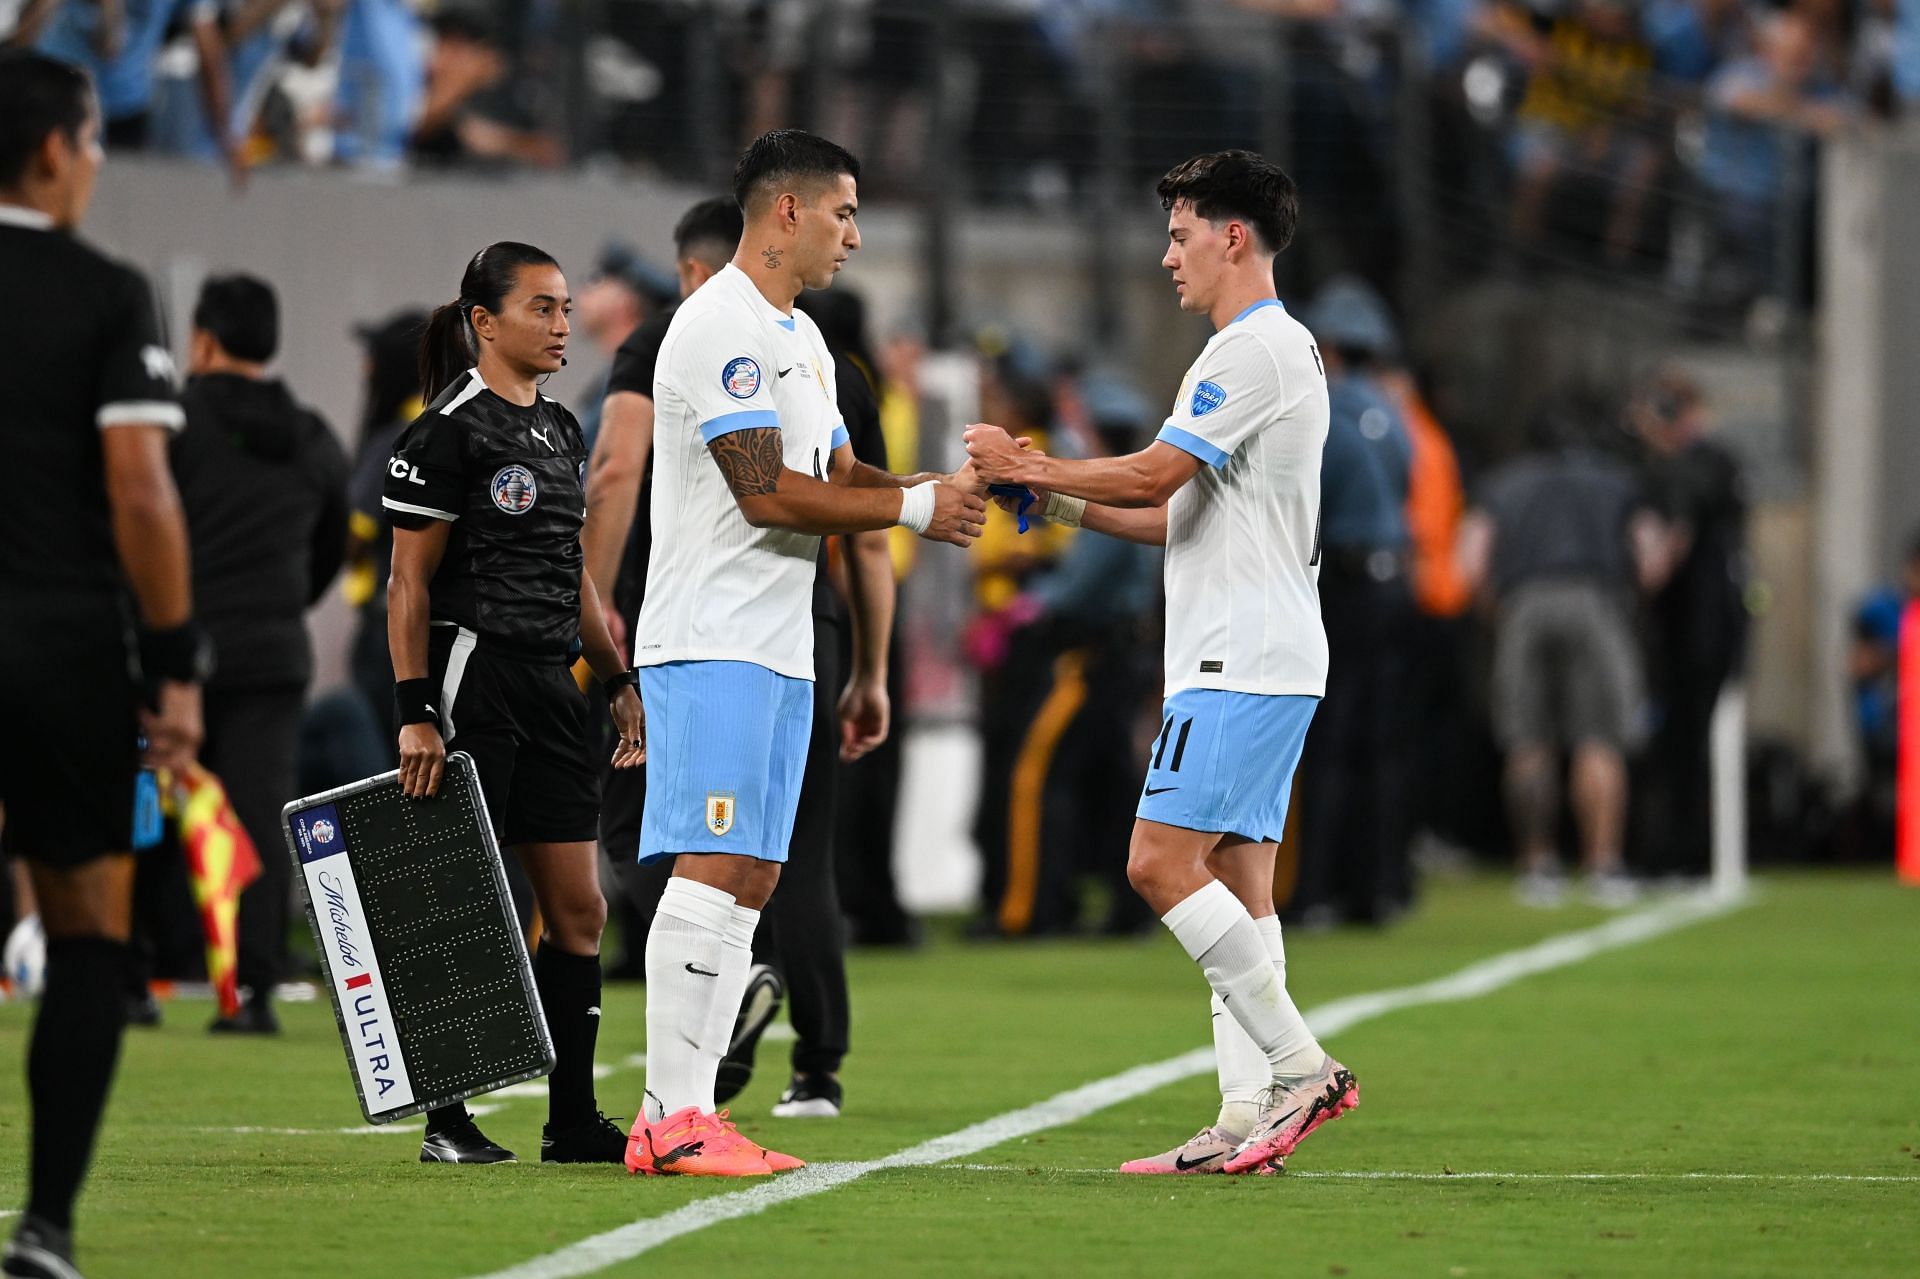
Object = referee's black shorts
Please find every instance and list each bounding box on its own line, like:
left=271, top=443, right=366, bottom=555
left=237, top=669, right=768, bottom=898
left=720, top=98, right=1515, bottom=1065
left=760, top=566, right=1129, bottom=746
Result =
left=430, top=626, right=600, bottom=847
left=0, top=597, right=140, bottom=867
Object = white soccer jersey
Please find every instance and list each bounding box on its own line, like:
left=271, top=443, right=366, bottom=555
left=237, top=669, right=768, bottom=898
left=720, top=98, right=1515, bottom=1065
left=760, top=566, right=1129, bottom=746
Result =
left=1155, top=299, right=1331, bottom=698
left=635, top=263, right=848, bottom=681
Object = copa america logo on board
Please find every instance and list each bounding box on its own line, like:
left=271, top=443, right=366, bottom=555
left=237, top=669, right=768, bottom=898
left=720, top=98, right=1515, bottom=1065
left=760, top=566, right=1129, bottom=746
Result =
left=492, top=465, right=537, bottom=515
left=312, top=819, right=336, bottom=845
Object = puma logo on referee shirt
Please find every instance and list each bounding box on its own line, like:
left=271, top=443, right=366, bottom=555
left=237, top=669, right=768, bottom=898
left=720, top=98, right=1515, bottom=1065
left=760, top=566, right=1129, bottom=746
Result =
left=532, top=427, right=554, bottom=451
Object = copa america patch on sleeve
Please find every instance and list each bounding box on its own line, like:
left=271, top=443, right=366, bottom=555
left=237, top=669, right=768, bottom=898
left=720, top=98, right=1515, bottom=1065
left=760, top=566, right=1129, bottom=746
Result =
left=282, top=754, right=554, bottom=1124
left=721, top=356, right=761, bottom=399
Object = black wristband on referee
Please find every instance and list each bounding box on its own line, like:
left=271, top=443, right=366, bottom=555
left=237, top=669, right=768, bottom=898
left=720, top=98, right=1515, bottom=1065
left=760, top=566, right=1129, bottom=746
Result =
left=395, top=678, right=439, bottom=727
left=140, top=621, right=214, bottom=684
left=603, top=669, right=638, bottom=699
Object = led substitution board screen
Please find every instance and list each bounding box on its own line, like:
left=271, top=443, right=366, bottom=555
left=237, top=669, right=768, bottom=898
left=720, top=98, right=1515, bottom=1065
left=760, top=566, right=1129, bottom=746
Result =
left=282, top=753, right=554, bottom=1123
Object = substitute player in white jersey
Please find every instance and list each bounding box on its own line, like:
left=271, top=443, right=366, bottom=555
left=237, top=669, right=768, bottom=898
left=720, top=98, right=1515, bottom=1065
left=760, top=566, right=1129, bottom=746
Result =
left=624, top=130, right=986, bottom=1178
left=965, top=150, right=1356, bottom=1176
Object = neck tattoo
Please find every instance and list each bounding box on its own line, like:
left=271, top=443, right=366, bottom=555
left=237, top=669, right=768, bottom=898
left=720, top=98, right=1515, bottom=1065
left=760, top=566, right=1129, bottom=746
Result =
left=761, top=246, right=783, bottom=271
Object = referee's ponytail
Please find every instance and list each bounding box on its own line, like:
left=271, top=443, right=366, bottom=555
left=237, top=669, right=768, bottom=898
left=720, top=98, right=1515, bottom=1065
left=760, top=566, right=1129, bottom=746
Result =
left=420, top=241, right=561, bottom=400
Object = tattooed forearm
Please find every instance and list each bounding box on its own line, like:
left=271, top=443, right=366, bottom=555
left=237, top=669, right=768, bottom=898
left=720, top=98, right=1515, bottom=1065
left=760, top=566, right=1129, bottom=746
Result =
left=709, top=428, right=785, bottom=498
left=760, top=246, right=783, bottom=271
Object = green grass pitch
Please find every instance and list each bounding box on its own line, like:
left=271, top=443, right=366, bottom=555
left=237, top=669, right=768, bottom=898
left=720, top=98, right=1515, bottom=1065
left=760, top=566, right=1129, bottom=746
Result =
left=2, top=871, right=1916, bottom=1277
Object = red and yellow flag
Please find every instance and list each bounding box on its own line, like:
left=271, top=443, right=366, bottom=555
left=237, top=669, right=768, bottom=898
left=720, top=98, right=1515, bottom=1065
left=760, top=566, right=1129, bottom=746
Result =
left=165, top=764, right=263, bottom=1017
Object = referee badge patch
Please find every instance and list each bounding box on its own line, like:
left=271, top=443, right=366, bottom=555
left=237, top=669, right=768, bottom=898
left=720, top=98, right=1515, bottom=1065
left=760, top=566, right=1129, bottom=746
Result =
left=705, top=792, right=736, bottom=836
left=1190, top=380, right=1228, bottom=417
left=721, top=357, right=762, bottom=399
left=491, top=465, right=537, bottom=514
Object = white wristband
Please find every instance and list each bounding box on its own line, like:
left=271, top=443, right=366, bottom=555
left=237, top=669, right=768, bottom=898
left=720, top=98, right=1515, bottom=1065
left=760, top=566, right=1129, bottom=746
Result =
left=896, top=481, right=937, bottom=534
left=1042, top=492, right=1086, bottom=528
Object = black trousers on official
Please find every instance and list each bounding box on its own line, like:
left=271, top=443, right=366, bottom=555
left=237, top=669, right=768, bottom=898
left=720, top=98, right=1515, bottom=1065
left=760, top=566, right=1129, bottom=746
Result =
left=1292, top=566, right=1416, bottom=925
left=605, top=615, right=851, bottom=1077
left=834, top=614, right=912, bottom=945
left=202, top=684, right=305, bottom=1000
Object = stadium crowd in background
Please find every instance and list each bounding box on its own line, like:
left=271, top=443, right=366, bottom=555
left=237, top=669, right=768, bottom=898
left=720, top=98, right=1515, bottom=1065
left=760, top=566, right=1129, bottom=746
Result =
left=0, top=0, right=1904, bottom=317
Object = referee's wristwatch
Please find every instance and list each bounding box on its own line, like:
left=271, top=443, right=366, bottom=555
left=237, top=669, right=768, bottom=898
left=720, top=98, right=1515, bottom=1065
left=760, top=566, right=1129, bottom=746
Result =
left=603, top=668, right=639, bottom=699
left=140, top=622, right=215, bottom=685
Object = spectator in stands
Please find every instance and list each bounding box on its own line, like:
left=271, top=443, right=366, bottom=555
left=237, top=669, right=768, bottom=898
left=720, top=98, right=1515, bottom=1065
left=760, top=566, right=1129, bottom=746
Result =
left=1460, top=398, right=1663, bottom=908
left=1642, top=0, right=1745, bottom=91
left=1490, top=0, right=1664, bottom=264
left=35, top=0, right=244, bottom=179
left=1630, top=368, right=1748, bottom=880
left=333, top=0, right=423, bottom=170
left=171, top=274, right=349, bottom=1031
left=411, top=9, right=564, bottom=169
left=1292, top=277, right=1415, bottom=928
left=151, top=0, right=345, bottom=169
left=1700, top=9, right=1851, bottom=304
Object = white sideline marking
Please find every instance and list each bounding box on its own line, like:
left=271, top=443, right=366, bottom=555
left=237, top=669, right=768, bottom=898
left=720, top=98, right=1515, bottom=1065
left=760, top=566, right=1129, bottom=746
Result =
left=952, top=1165, right=1920, bottom=1184
left=469, top=889, right=1747, bottom=1279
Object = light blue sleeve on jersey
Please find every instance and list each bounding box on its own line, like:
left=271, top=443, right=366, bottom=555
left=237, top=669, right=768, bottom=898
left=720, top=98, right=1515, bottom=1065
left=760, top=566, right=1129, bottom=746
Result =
left=701, top=409, right=781, bottom=443
left=1156, top=423, right=1231, bottom=469
left=831, top=421, right=850, bottom=450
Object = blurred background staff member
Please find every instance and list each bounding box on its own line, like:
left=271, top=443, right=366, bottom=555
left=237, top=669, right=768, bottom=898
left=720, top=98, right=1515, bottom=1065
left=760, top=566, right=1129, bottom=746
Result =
left=341, top=308, right=429, bottom=759
left=1460, top=400, right=1664, bottom=909
left=1291, top=276, right=1414, bottom=929
left=571, top=242, right=673, bottom=450
left=1630, top=368, right=1748, bottom=881
left=983, top=373, right=1161, bottom=940
left=171, top=272, right=349, bottom=1034
left=385, top=242, right=645, bottom=1167
left=0, top=50, right=207, bottom=1278
left=582, top=195, right=744, bottom=979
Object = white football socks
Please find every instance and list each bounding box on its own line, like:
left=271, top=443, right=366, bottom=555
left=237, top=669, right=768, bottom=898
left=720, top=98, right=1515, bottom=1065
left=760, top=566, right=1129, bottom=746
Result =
left=643, top=877, right=735, bottom=1122
left=1163, top=881, right=1323, bottom=1095
left=1212, top=914, right=1289, bottom=1137
left=698, top=903, right=762, bottom=1085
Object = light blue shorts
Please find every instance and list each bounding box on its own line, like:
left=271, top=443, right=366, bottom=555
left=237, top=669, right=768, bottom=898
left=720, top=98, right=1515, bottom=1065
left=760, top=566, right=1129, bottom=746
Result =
left=1135, top=689, right=1319, bottom=844
left=637, top=660, right=812, bottom=864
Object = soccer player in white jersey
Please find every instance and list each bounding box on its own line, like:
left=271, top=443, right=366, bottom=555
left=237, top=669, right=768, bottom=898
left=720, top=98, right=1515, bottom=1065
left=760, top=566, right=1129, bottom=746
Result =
left=624, top=130, right=987, bottom=1178
left=965, top=150, right=1356, bottom=1176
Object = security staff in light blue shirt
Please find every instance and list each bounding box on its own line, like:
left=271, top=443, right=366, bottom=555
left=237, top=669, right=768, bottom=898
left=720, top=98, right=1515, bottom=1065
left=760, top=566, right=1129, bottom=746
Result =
left=1291, top=275, right=1416, bottom=929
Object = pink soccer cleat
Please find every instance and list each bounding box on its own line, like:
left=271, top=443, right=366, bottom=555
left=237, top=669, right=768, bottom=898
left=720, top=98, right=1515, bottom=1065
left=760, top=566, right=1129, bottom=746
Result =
left=1222, top=1057, right=1359, bottom=1175
left=1119, top=1125, right=1241, bottom=1175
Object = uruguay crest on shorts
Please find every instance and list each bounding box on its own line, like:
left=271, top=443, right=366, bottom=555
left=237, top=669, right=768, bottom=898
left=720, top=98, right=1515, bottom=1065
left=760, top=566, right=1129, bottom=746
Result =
left=705, top=791, right=736, bottom=836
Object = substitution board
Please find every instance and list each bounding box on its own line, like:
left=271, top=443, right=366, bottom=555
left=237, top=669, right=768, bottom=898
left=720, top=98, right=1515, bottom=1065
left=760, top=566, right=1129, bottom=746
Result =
left=282, top=753, right=554, bottom=1123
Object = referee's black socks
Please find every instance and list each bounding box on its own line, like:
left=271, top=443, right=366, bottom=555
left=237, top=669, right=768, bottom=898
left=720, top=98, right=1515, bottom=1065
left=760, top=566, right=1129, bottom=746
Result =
left=534, top=943, right=604, bottom=1128
left=27, top=937, right=131, bottom=1231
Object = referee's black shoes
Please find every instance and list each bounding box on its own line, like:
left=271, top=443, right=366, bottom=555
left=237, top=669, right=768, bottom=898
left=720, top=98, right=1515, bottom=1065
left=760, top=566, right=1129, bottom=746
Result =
left=2, top=1214, right=81, bottom=1279
left=420, top=1117, right=516, bottom=1164
left=541, top=1113, right=628, bottom=1164
left=714, top=964, right=785, bottom=1106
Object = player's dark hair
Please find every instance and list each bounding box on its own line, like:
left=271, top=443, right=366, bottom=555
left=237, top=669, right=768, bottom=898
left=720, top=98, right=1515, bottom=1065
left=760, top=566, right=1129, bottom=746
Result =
left=732, top=129, right=860, bottom=216
left=0, top=51, right=93, bottom=189
left=420, top=241, right=560, bottom=400
left=1155, top=150, right=1297, bottom=256
left=193, top=273, right=279, bottom=363
left=674, top=196, right=745, bottom=265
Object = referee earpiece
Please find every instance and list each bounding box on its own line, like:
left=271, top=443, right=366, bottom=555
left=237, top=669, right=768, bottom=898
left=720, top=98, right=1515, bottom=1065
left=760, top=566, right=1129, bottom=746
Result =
left=560, top=357, right=568, bottom=367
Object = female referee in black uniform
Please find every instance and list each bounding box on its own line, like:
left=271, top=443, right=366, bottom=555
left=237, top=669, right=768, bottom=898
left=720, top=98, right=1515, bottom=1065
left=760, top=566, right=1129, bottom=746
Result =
left=382, top=242, right=646, bottom=1164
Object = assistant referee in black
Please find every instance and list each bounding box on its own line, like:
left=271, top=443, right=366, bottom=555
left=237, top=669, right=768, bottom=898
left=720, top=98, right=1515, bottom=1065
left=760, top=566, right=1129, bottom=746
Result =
left=1, top=53, right=208, bottom=1279
left=385, top=241, right=645, bottom=1165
